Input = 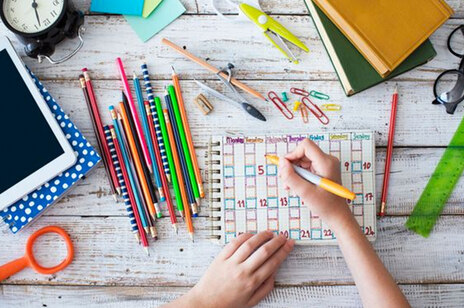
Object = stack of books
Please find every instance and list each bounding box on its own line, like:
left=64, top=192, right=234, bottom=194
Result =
left=305, top=0, right=454, bottom=96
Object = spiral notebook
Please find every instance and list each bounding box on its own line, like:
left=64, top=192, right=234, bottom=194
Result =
left=0, top=70, right=101, bottom=234
left=208, top=131, right=376, bottom=244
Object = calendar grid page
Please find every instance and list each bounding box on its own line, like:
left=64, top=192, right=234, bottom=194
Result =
left=215, top=132, right=376, bottom=244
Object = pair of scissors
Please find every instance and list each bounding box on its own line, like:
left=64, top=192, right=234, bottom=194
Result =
left=0, top=226, right=74, bottom=281
left=240, top=3, right=309, bottom=64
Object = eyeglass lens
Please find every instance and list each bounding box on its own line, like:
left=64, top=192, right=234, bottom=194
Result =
left=449, top=26, right=464, bottom=57
left=436, top=71, right=464, bottom=104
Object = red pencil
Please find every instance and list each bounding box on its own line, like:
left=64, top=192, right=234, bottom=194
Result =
left=380, top=86, right=398, bottom=217
left=82, top=69, right=121, bottom=196
left=145, top=102, right=178, bottom=233
left=110, top=126, right=149, bottom=254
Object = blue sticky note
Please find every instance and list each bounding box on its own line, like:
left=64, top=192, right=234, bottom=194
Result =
left=125, top=0, right=186, bottom=42
left=91, top=0, right=144, bottom=16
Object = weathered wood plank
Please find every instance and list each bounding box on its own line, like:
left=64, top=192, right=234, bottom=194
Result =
left=2, top=284, right=464, bottom=307
left=70, top=0, right=464, bottom=18
left=0, top=216, right=462, bottom=286
left=0, top=17, right=461, bottom=81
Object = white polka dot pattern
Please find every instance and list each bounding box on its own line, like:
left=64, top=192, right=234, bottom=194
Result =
left=0, top=70, right=101, bottom=234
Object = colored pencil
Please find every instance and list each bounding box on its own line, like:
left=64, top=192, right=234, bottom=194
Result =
left=164, top=108, right=194, bottom=241
left=380, top=86, right=399, bottom=217
left=122, top=93, right=162, bottom=219
left=167, top=85, right=201, bottom=207
left=110, top=126, right=150, bottom=251
left=166, top=91, right=199, bottom=217
left=155, top=97, right=185, bottom=218
left=171, top=67, right=205, bottom=198
left=110, top=106, right=150, bottom=237
left=141, top=63, right=171, bottom=183
left=116, top=58, right=153, bottom=172
left=80, top=72, right=119, bottom=199
left=119, top=102, right=160, bottom=226
left=105, top=125, right=149, bottom=254
left=117, top=112, right=158, bottom=239
left=145, top=102, right=178, bottom=233
left=133, top=73, right=165, bottom=201
left=162, top=38, right=266, bottom=102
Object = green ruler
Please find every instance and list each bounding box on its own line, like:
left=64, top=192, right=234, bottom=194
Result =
left=406, top=115, right=464, bottom=237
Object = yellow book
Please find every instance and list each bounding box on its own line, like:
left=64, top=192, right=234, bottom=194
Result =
left=312, top=0, right=454, bottom=77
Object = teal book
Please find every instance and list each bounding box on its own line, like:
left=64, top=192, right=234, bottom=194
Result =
left=305, top=0, right=437, bottom=96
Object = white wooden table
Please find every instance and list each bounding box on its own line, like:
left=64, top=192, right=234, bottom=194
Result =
left=1, top=1, right=464, bottom=307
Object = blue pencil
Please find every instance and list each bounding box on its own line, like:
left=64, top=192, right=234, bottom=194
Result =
left=109, top=106, right=150, bottom=233
left=103, top=125, right=139, bottom=240
left=133, top=73, right=165, bottom=203
left=142, top=63, right=171, bottom=183
left=165, top=91, right=198, bottom=217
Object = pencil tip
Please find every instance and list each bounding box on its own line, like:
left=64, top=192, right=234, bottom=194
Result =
left=394, top=84, right=398, bottom=94
left=112, top=194, right=117, bottom=202
left=190, top=233, right=194, bottom=242
left=173, top=224, right=178, bottom=234
left=144, top=247, right=150, bottom=256
left=133, top=72, right=137, bottom=79
left=116, top=187, right=122, bottom=195
left=171, top=66, right=176, bottom=74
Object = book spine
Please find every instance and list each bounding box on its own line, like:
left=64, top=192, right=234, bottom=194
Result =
left=206, top=137, right=223, bottom=243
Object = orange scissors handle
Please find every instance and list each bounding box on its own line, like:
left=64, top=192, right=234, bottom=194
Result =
left=0, top=256, right=29, bottom=281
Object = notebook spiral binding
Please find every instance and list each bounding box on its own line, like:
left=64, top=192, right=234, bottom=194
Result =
left=207, top=139, right=223, bottom=242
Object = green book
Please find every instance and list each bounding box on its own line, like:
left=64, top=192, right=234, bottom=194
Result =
left=305, top=0, right=437, bottom=96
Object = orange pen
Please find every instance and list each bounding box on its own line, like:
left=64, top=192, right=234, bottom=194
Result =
left=119, top=103, right=158, bottom=236
left=164, top=109, right=194, bottom=241
left=171, top=67, right=205, bottom=198
left=266, top=155, right=356, bottom=200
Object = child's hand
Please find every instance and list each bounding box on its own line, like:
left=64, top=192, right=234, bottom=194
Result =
left=186, top=231, right=294, bottom=308
left=279, top=139, right=352, bottom=227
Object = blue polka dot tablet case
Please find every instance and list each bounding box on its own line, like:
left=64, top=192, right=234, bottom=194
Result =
left=0, top=70, right=101, bottom=234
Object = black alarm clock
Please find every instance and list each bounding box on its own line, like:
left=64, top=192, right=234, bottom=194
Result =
left=0, top=0, right=84, bottom=64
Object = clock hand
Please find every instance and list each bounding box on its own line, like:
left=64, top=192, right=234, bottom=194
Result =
left=32, top=0, right=41, bottom=26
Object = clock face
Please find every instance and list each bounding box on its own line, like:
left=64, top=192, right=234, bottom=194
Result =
left=2, top=0, right=65, bottom=34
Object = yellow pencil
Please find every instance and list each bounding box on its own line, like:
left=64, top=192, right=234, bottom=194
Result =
left=265, top=155, right=356, bottom=200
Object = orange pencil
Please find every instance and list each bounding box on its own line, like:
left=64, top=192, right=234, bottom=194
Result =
left=119, top=103, right=158, bottom=237
left=164, top=109, right=194, bottom=241
left=162, top=38, right=266, bottom=102
left=171, top=67, right=205, bottom=199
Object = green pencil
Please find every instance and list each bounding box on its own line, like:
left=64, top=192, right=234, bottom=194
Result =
left=155, top=96, right=185, bottom=217
left=168, top=85, right=200, bottom=204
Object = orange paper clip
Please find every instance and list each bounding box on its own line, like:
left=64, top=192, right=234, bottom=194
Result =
left=290, top=87, right=309, bottom=97
left=268, top=91, right=294, bottom=119
left=300, top=104, right=309, bottom=123
left=302, top=97, right=329, bottom=125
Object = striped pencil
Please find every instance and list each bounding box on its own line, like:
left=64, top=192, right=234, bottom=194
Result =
left=116, top=58, right=153, bottom=172
left=145, top=102, right=178, bottom=233
left=166, top=92, right=199, bottom=217
left=133, top=73, right=165, bottom=202
left=109, top=106, right=151, bottom=238
left=163, top=108, right=194, bottom=241
left=104, top=125, right=149, bottom=254
left=142, top=63, right=171, bottom=183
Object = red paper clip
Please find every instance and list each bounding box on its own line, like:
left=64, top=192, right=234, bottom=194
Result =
left=268, top=91, right=294, bottom=120
left=290, top=87, right=309, bottom=97
left=301, top=97, right=330, bottom=125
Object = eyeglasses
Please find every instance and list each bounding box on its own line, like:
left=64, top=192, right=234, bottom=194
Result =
left=433, top=25, right=464, bottom=114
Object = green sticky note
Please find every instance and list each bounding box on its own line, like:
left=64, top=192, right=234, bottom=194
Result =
left=143, top=0, right=163, bottom=18
left=125, top=0, right=186, bottom=42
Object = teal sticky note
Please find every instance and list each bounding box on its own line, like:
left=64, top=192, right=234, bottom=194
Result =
left=90, top=0, right=144, bottom=15
left=125, top=0, right=186, bottom=42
